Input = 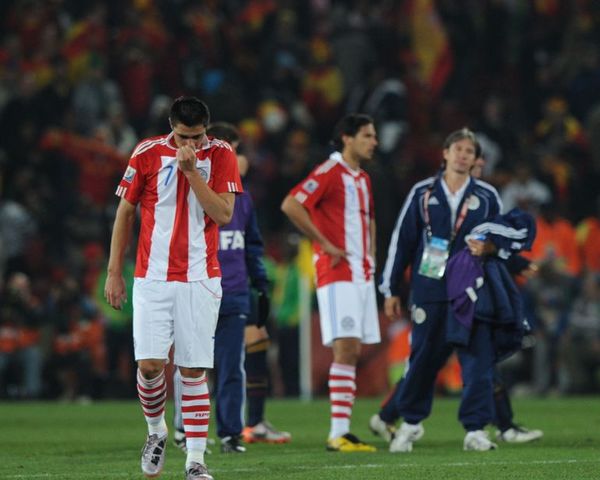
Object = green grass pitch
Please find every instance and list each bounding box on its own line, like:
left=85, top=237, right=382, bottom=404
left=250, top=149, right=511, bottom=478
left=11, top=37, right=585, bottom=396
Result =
left=2, top=397, right=600, bottom=479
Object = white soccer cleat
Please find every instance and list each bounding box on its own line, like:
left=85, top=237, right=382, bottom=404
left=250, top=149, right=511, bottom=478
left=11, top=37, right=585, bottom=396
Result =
left=141, top=433, right=167, bottom=477
left=242, top=420, right=291, bottom=444
left=464, top=430, right=498, bottom=451
left=496, top=426, right=543, bottom=443
left=368, top=414, right=396, bottom=443
left=185, top=462, right=213, bottom=480
left=389, top=422, right=424, bottom=453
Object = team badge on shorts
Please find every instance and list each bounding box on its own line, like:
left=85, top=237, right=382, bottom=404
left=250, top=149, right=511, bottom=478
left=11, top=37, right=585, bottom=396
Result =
left=341, top=316, right=355, bottom=330
left=412, top=307, right=427, bottom=324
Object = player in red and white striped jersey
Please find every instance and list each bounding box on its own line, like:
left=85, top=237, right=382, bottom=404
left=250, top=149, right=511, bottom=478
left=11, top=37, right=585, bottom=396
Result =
left=281, top=114, right=380, bottom=452
left=104, top=97, right=242, bottom=480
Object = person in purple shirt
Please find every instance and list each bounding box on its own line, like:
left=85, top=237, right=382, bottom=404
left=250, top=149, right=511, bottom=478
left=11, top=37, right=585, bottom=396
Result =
left=173, top=122, right=290, bottom=455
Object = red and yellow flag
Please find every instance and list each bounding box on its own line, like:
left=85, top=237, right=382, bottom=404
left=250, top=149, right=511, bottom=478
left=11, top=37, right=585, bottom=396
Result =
left=409, top=0, right=453, bottom=98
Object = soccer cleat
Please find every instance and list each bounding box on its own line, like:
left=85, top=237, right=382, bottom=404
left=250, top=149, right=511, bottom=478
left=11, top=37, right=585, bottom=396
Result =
left=173, top=429, right=187, bottom=453
left=496, top=425, right=543, bottom=443
left=220, top=435, right=246, bottom=453
left=389, top=422, right=424, bottom=453
left=141, top=433, right=167, bottom=478
left=185, top=462, right=213, bottom=480
left=242, top=420, right=291, bottom=444
left=369, top=413, right=396, bottom=443
left=464, top=430, right=498, bottom=451
left=326, top=433, right=376, bottom=452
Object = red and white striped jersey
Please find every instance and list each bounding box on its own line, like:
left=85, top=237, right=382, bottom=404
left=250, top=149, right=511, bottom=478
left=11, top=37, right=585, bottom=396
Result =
left=116, top=133, right=242, bottom=282
left=289, top=152, right=375, bottom=287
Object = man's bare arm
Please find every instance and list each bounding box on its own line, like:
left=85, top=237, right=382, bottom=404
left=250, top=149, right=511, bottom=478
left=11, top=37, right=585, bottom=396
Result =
left=281, top=194, right=345, bottom=266
left=105, top=198, right=136, bottom=309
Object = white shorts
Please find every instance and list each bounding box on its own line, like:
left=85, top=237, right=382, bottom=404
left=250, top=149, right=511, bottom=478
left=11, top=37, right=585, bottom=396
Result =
left=133, top=277, right=222, bottom=368
left=316, top=280, right=381, bottom=347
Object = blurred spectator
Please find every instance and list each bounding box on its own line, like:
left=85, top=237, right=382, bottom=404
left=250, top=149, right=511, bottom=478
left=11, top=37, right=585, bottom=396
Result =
left=115, top=42, right=154, bottom=133
left=102, top=103, right=138, bottom=156
left=0, top=72, right=40, bottom=162
left=35, top=56, right=72, bottom=129
left=39, top=127, right=128, bottom=208
left=347, top=66, right=408, bottom=161
left=265, top=232, right=302, bottom=397
left=46, top=277, right=105, bottom=401
left=94, top=258, right=135, bottom=398
left=558, top=272, right=600, bottom=394
left=0, top=198, right=37, bottom=275
left=575, top=196, right=600, bottom=273
left=523, top=202, right=582, bottom=278
left=330, top=2, right=376, bottom=98
left=587, top=103, right=600, bottom=173
left=259, top=8, right=306, bottom=107
left=500, top=164, right=552, bottom=212
left=301, top=36, right=344, bottom=142
left=71, top=56, right=121, bottom=136
left=0, top=272, right=43, bottom=398
left=522, top=202, right=581, bottom=394
left=534, top=96, right=587, bottom=152
left=475, top=94, right=519, bottom=173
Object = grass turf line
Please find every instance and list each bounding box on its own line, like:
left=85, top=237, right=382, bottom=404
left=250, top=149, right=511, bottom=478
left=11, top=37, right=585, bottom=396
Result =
left=1, top=397, right=599, bottom=479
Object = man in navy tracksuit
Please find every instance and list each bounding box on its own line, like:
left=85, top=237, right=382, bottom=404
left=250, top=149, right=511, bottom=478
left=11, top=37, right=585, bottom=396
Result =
left=173, top=123, right=283, bottom=454
left=210, top=169, right=269, bottom=453
left=371, top=128, right=503, bottom=452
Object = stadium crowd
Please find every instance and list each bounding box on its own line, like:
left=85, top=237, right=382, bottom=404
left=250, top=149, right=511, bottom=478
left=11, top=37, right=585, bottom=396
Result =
left=1, top=0, right=600, bottom=401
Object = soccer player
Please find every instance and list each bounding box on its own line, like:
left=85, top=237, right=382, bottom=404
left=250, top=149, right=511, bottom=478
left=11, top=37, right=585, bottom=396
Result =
left=104, top=97, right=242, bottom=480
left=281, top=113, right=379, bottom=452
left=172, top=122, right=290, bottom=454
left=371, top=128, right=503, bottom=452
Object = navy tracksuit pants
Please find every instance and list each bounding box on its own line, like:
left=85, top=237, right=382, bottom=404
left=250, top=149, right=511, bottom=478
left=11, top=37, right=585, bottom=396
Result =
left=214, top=313, right=247, bottom=438
left=380, top=302, right=495, bottom=431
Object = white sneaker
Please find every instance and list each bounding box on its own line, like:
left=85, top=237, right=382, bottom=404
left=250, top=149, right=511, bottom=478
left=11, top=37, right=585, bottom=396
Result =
left=464, top=430, right=497, bottom=451
left=496, top=426, right=543, bottom=443
left=389, top=422, right=424, bottom=453
left=369, top=414, right=396, bottom=443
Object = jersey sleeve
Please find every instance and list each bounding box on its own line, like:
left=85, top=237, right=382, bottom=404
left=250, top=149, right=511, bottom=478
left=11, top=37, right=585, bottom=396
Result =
left=211, top=146, right=243, bottom=194
left=115, top=152, right=145, bottom=204
left=379, top=185, right=423, bottom=297
left=366, top=174, right=375, bottom=219
left=244, top=195, right=269, bottom=292
left=288, top=166, right=331, bottom=210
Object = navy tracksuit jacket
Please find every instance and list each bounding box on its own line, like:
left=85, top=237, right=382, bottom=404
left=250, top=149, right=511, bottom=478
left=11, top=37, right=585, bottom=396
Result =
left=379, top=175, right=503, bottom=431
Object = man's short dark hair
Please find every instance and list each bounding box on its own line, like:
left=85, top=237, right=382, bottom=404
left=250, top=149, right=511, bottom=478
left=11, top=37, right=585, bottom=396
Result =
left=331, top=113, right=374, bottom=151
left=207, top=122, right=240, bottom=145
left=169, top=96, right=210, bottom=127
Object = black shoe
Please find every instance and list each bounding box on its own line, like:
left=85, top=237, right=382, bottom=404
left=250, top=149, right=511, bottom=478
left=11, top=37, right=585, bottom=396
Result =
left=220, top=435, right=246, bottom=453
left=173, top=429, right=187, bottom=453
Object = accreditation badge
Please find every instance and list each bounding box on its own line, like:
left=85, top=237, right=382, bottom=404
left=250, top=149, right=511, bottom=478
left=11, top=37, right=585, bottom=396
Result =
left=418, top=236, right=450, bottom=279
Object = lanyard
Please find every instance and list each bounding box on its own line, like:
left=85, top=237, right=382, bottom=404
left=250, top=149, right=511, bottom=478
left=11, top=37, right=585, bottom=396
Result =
left=423, top=188, right=469, bottom=242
